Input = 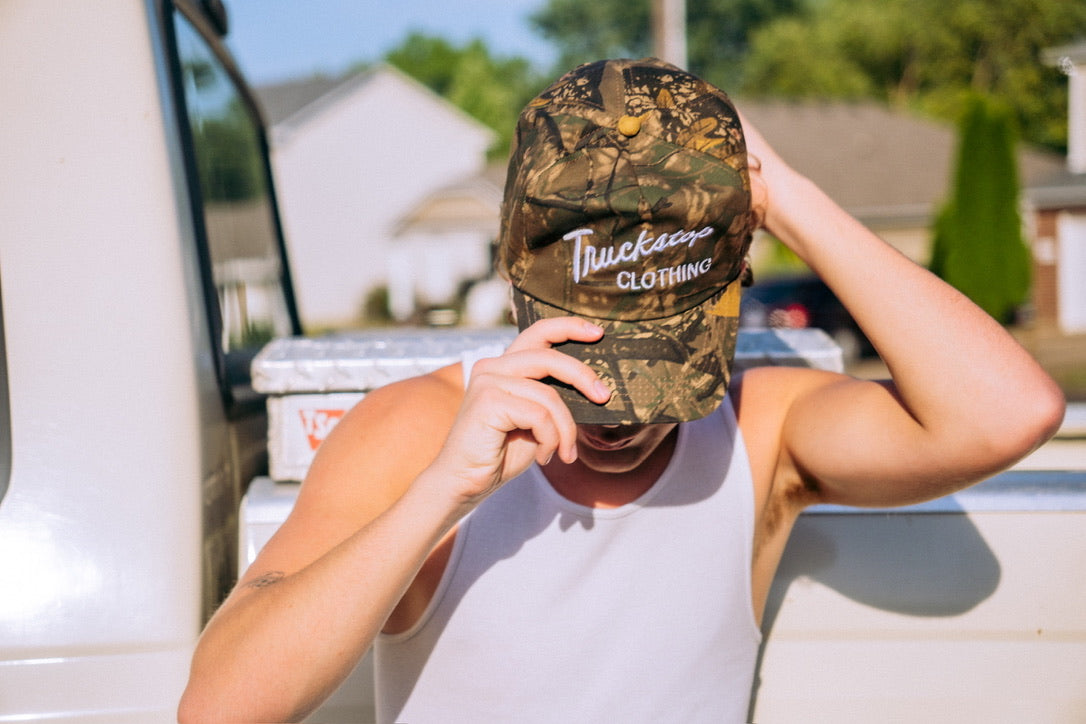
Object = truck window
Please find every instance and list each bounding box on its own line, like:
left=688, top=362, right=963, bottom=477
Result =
left=168, top=6, right=300, bottom=412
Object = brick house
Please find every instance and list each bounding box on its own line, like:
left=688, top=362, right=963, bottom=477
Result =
left=1029, top=42, right=1086, bottom=334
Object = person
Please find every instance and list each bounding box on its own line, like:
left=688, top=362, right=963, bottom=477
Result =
left=178, top=58, right=1064, bottom=723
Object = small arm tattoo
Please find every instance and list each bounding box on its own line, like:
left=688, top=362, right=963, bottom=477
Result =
left=245, top=570, right=286, bottom=589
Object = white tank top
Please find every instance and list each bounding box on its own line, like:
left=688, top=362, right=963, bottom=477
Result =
left=375, top=354, right=761, bottom=723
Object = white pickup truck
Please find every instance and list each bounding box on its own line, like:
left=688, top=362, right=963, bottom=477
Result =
left=1, top=1, right=300, bottom=720
left=2, top=2, right=1084, bottom=723
left=241, top=329, right=1086, bottom=724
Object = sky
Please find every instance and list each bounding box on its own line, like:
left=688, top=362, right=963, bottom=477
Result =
left=225, top=0, right=557, bottom=85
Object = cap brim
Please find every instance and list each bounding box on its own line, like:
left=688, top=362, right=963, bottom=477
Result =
left=512, top=283, right=741, bottom=425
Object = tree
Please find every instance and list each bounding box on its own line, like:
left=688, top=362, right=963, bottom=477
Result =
left=385, top=33, right=544, bottom=159
left=685, top=0, right=805, bottom=90
left=929, top=94, right=1030, bottom=323
left=530, top=0, right=1085, bottom=152
left=530, top=0, right=802, bottom=89
left=529, top=0, right=651, bottom=74
left=743, top=0, right=1086, bottom=151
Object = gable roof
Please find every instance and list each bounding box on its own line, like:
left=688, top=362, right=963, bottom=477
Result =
left=255, top=71, right=1069, bottom=227
left=739, top=100, right=1064, bottom=227
left=254, top=72, right=351, bottom=126
left=254, top=63, right=495, bottom=145
left=389, top=100, right=1068, bottom=238
left=393, top=165, right=507, bottom=238
left=1027, top=167, right=1086, bottom=209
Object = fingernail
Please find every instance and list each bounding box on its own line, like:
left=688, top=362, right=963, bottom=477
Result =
left=594, top=380, right=612, bottom=400
left=585, top=321, right=604, bottom=334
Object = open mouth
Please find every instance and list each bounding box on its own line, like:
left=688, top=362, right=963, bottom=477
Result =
left=580, top=430, right=638, bottom=452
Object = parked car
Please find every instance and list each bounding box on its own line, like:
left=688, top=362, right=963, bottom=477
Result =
left=740, top=274, right=875, bottom=362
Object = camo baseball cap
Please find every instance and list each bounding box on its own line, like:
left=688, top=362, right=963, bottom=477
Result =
left=499, top=57, right=755, bottom=424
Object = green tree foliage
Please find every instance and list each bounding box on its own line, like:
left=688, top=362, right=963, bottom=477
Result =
left=192, top=106, right=265, bottom=201
left=529, top=0, right=1083, bottom=151
left=930, top=94, right=1030, bottom=323
left=381, top=0, right=1082, bottom=156
left=529, top=0, right=651, bottom=73
left=530, top=0, right=801, bottom=89
left=686, top=0, right=804, bottom=89
left=741, top=2, right=917, bottom=100
left=184, top=56, right=264, bottom=201
left=385, top=33, right=545, bottom=159
left=743, top=0, right=1086, bottom=151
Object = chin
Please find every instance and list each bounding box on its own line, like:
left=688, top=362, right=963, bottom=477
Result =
left=575, top=448, right=651, bottom=475
left=574, top=423, right=678, bottom=474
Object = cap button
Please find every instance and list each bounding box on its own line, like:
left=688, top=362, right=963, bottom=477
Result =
left=617, top=115, right=642, bottom=137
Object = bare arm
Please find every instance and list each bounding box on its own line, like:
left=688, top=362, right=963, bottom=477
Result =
left=740, top=116, right=1065, bottom=508
left=178, top=318, right=611, bottom=723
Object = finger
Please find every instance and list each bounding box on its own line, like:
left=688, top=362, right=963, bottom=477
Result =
left=749, top=165, right=768, bottom=228
left=491, top=392, right=564, bottom=466
left=462, top=383, right=567, bottom=472
left=493, top=318, right=610, bottom=408
left=473, top=348, right=612, bottom=406
left=469, top=374, right=581, bottom=462
left=505, top=317, right=604, bottom=354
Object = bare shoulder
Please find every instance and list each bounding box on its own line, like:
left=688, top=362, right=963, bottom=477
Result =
left=303, top=363, right=464, bottom=498
left=731, top=365, right=852, bottom=440
left=730, top=366, right=850, bottom=506
left=236, top=364, right=465, bottom=586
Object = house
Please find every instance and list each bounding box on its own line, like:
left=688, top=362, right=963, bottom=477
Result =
left=739, top=100, right=1064, bottom=269
left=386, top=167, right=506, bottom=325
left=258, top=65, right=1068, bottom=332
left=255, top=65, right=495, bottom=330
left=1028, top=42, right=1086, bottom=334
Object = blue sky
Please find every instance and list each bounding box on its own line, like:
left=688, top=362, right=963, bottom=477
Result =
left=225, top=0, right=557, bottom=85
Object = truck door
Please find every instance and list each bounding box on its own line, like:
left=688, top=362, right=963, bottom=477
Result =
left=162, top=0, right=303, bottom=618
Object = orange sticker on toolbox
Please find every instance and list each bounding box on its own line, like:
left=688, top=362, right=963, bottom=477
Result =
left=299, top=408, right=347, bottom=450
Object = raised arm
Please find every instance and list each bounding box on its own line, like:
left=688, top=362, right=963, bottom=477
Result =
left=739, top=115, right=1065, bottom=508
left=178, top=318, right=610, bottom=723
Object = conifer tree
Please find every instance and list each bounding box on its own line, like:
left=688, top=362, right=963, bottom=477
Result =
left=930, top=94, right=1031, bottom=323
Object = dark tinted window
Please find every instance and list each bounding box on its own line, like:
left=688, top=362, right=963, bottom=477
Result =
left=172, top=11, right=298, bottom=408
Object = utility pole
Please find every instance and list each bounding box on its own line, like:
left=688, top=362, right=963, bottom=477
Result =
left=652, top=0, right=687, bottom=69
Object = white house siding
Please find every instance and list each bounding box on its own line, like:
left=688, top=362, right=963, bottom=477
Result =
left=386, top=230, right=494, bottom=321
left=1057, top=212, right=1086, bottom=332
left=268, top=67, right=494, bottom=329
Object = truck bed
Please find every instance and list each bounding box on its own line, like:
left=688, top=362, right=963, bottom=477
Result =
left=240, top=329, right=1086, bottom=723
